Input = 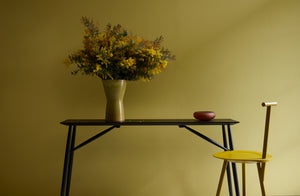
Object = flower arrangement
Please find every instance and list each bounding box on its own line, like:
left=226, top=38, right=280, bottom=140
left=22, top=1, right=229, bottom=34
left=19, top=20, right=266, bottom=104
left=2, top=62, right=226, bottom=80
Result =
left=64, top=17, right=175, bottom=81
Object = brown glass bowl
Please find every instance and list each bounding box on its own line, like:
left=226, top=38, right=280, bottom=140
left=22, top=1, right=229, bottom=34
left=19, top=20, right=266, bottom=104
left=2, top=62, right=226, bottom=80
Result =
left=193, top=111, right=216, bottom=121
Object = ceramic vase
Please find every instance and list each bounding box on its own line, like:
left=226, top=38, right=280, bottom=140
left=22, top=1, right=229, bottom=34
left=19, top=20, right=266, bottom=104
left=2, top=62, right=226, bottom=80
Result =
left=102, top=80, right=127, bottom=122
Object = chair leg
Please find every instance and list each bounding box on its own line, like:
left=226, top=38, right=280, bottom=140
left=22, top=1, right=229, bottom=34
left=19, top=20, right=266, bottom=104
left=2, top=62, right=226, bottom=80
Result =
left=216, top=160, right=228, bottom=196
left=257, top=163, right=266, bottom=196
left=242, top=163, right=246, bottom=196
left=261, top=162, right=266, bottom=182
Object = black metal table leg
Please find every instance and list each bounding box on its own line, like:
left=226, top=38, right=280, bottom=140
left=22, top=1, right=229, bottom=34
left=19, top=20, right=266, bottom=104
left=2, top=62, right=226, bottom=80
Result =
left=222, top=125, right=233, bottom=196
left=60, top=125, right=77, bottom=196
left=60, top=125, right=117, bottom=196
left=227, top=125, right=240, bottom=196
left=65, top=125, right=77, bottom=196
left=61, top=125, right=73, bottom=196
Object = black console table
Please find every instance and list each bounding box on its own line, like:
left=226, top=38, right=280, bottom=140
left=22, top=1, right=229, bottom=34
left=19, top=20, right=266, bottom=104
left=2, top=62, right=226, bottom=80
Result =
left=60, top=119, right=240, bottom=196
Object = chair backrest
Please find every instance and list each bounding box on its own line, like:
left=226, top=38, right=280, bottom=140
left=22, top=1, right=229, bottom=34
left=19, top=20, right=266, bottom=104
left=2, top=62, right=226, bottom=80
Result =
left=261, top=102, right=277, bottom=159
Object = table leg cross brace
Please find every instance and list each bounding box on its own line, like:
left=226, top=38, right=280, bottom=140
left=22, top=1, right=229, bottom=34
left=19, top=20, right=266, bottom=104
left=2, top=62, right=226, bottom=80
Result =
left=179, top=125, right=229, bottom=151
left=73, top=125, right=120, bottom=151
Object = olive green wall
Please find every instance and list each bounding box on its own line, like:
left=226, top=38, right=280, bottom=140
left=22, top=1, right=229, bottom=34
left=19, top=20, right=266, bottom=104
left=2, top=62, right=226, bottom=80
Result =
left=1, top=0, right=300, bottom=195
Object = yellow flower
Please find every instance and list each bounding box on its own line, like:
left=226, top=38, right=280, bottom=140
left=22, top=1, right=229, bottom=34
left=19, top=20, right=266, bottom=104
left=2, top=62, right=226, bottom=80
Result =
left=138, top=52, right=145, bottom=57
left=120, top=57, right=136, bottom=68
left=147, top=47, right=156, bottom=57
left=146, top=47, right=163, bottom=58
left=96, top=64, right=102, bottom=71
left=135, top=36, right=143, bottom=45
left=96, top=54, right=104, bottom=61
left=156, top=50, right=163, bottom=58
left=83, top=29, right=91, bottom=37
left=142, top=77, right=151, bottom=82
left=117, top=40, right=126, bottom=48
left=93, top=64, right=102, bottom=73
left=160, top=60, right=168, bottom=68
left=151, top=67, right=161, bottom=75
left=96, top=33, right=105, bottom=41
left=127, top=57, right=135, bottom=66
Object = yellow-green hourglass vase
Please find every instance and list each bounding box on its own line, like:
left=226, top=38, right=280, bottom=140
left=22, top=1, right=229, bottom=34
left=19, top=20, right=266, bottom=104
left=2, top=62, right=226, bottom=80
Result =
left=102, top=80, right=127, bottom=122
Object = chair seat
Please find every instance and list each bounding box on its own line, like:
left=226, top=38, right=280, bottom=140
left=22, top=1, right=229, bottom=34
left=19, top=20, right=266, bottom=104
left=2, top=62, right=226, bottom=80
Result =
left=213, top=150, right=272, bottom=163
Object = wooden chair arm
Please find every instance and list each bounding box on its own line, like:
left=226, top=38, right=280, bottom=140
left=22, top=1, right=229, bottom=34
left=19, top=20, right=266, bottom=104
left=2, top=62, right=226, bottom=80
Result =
left=262, top=102, right=278, bottom=107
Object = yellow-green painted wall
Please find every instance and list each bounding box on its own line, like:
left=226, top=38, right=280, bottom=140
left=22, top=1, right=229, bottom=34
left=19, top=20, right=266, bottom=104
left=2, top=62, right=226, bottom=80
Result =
left=1, top=0, right=300, bottom=195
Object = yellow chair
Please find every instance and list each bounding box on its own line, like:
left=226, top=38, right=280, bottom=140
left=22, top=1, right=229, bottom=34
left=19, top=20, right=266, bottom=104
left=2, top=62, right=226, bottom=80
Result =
left=213, top=102, right=277, bottom=196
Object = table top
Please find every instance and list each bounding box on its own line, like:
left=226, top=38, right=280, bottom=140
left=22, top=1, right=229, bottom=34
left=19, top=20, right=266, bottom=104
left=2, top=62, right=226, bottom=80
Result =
left=61, top=119, right=239, bottom=126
